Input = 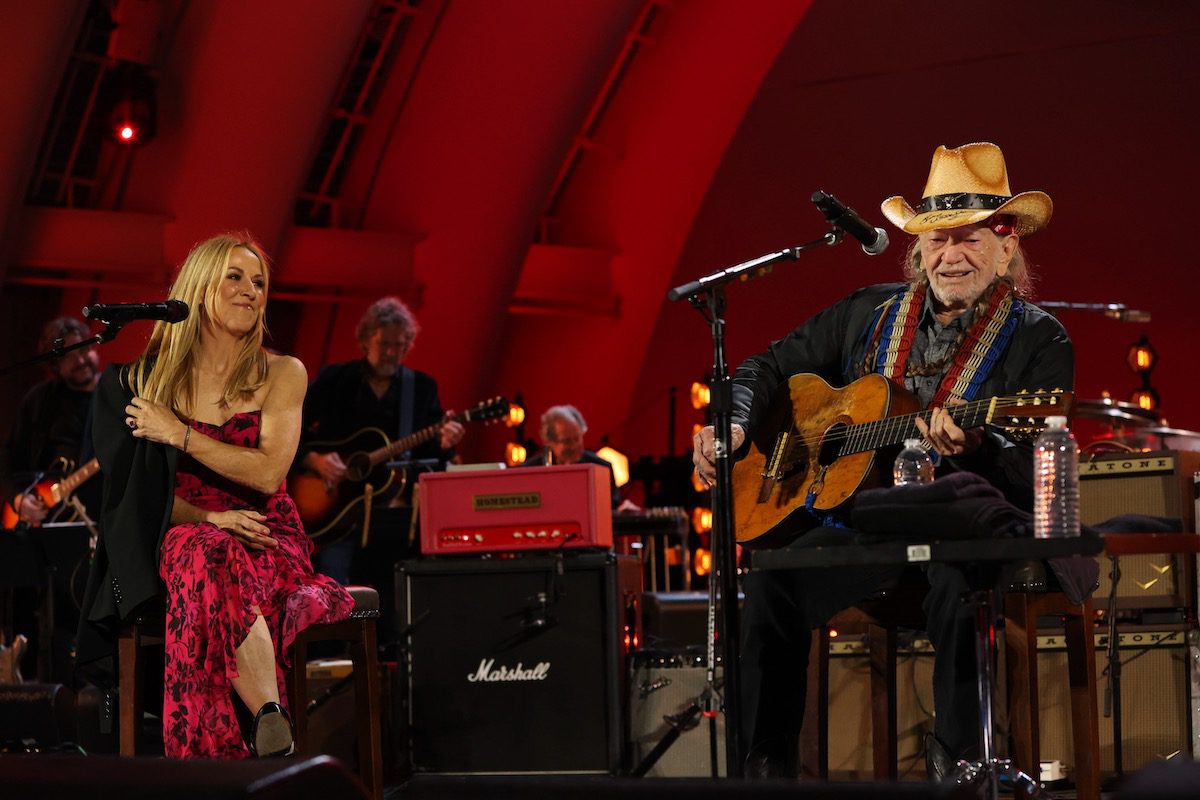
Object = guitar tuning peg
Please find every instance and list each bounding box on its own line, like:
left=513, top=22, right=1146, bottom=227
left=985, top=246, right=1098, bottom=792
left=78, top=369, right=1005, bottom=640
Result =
left=1016, top=389, right=1029, bottom=395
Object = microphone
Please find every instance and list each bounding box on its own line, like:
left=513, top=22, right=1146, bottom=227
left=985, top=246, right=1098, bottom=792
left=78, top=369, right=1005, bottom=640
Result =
left=811, top=190, right=889, bottom=256
left=83, top=299, right=189, bottom=324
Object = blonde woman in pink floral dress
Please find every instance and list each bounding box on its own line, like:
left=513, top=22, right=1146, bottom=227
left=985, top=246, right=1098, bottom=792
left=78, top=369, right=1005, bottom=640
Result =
left=111, top=233, right=352, bottom=758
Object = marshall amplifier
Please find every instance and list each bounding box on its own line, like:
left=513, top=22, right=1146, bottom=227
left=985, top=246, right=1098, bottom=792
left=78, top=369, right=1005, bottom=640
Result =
left=398, top=553, right=641, bottom=774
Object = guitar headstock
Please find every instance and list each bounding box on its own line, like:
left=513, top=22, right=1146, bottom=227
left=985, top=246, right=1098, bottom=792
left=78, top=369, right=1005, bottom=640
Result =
left=464, top=396, right=510, bottom=424
left=989, top=389, right=1075, bottom=439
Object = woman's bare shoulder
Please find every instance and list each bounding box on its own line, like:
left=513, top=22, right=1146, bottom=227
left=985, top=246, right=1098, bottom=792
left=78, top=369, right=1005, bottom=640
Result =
left=263, top=353, right=308, bottom=398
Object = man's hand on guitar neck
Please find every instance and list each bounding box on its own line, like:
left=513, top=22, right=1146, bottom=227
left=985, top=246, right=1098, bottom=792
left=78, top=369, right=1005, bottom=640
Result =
left=305, top=450, right=348, bottom=490
left=915, top=400, right=984, bottom=458
left=692, top=423, right=746, bottom=488
left=439, top=416, right=465, bottom=451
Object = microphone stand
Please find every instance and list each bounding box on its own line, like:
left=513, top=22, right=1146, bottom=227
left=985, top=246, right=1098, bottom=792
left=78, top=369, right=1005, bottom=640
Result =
left=667, top=230, right=843, bottom=778
left=0, top=321, right=126, bottom=378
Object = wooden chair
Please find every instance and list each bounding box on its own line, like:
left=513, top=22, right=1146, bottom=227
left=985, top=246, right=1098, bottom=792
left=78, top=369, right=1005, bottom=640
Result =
left=288, top=585, right=383, bottom=800
left=118, top=586, right=383, bottom=800
left=1003, top=589, right=1100, bottom=800
left=805, top=576, right=1100, bottom=799
left=803, top=585, right=927, bottom=779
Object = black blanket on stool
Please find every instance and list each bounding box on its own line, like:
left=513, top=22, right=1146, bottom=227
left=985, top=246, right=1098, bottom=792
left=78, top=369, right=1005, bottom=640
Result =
left=850, top=472, right=1106, bottom=605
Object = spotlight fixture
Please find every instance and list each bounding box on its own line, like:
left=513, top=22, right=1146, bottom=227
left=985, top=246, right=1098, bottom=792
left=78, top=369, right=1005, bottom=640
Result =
left=690, top=380, right=711, bottom=410
left=105, top=63, right=157, bottom=146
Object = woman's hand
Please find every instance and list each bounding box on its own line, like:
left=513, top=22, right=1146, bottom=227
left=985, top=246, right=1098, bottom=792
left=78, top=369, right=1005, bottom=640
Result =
left=206, top=508, right=278, bottom=550
left=126, top=396, right=188, bottom=449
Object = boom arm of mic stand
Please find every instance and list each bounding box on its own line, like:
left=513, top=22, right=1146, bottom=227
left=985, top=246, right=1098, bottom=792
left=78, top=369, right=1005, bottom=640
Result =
left=666, top=231, right=842, bottom=303
left=0, top=321, right=126, bottom=378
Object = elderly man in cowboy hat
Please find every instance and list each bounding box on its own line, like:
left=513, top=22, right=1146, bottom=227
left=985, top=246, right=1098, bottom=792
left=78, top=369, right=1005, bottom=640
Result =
left=694, top=142, right=1094, bottom=779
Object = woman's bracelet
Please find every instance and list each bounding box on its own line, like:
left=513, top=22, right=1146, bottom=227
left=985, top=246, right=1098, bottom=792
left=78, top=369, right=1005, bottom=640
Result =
left=182, top=425, right=192, bottom=454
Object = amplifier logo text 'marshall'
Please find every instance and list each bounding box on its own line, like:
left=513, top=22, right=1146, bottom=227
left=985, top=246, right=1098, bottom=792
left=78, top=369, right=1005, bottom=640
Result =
left=467, top=658, right=551, bottom=683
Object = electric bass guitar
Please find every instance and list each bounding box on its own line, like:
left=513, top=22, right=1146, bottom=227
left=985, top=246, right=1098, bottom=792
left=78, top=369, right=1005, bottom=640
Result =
left=291, top=397, right=509, bottom=542
left=1, top=457, right=101, bottom=530
left=732, top=373, right=1073, bottom=547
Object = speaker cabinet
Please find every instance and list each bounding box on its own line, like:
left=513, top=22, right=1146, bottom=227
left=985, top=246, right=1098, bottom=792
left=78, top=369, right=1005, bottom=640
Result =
left=1079, top=450, right=1200, bottom=610
left=1032, top=625, right=1196, bottom=774
left=629, top=653, right=726, bottom=777
left=398, top=553, right=640, bottom=774
left=802, top=636, right=935, bottom=779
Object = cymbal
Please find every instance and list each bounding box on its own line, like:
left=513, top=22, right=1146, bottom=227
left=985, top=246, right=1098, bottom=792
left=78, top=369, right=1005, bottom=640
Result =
left=1116, top=426, right=1200, bottom=452
left=1073, top=398, right=1159, bottom=426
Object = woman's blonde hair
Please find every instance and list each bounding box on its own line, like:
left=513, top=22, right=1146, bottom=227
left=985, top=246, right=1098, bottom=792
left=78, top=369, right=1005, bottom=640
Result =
left=128, top=232, right=270, bottom=414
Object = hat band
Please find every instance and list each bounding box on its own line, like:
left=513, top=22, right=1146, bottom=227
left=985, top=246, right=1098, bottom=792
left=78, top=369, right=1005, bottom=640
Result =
left=918, top=192, right=1010, bottom=213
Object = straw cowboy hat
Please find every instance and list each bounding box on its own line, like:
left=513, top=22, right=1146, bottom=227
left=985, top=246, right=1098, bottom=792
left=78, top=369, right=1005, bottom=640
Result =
left=881, top=142, right=1052, bottom=237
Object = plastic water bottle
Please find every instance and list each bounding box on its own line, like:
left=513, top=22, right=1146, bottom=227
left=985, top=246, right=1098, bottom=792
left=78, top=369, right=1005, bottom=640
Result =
left=1033, top=416, right=1080, bottom=538
left=893, top=438, right=934, bottom=486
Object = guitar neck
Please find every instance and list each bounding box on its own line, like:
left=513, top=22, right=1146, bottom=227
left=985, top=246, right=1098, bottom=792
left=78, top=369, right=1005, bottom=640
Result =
left=843, top=399, right=995, bottom=455
left=53, top=458, right=100, bottom=503
left=367, top=414, right=464, bottom=467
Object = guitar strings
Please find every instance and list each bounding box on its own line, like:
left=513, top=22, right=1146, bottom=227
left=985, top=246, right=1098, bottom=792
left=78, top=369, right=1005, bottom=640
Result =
left=780, top=396, right=1068, bottom=453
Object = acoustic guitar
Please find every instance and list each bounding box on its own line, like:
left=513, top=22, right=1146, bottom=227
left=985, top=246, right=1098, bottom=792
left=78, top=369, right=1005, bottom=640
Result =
left=291, top=397, right=509, bottom=541
left=1, top=457, right=100, bottom=530
left=732, top=372, right=1073, bottom=547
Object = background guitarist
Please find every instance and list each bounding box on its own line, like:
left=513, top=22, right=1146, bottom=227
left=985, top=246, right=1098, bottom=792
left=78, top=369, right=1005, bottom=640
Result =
left=297, top=296, right=463, bottom=647
left=2, top=316, right=101, bottom=527
left=1, top=314, right=101, bottom=681
left=692, top=143, right=1094, bottom=779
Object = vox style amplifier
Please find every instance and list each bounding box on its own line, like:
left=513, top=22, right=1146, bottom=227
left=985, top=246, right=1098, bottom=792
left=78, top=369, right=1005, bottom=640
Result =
left=398, top=553, right=641, bottom=774
left=418, top=464, right=613, bottom=555
left=1079, top=450, right=1200, bottom=610
left=1079, top=450, right=1200, bottom=531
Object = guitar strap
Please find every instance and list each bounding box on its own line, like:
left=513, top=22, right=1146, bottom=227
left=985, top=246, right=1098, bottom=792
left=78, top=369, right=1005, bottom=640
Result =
left=397, top=365, right=415, bottom=455
left=861, top=281, right=1022, bottom=404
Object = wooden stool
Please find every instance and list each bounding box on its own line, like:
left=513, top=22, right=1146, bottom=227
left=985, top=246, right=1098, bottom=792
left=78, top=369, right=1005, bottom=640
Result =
left=288, top=585, right=382, bottom=800
left=117, top=604, right=164, bottom=757
left=117, top=586, right=383, bottom=800
left=804, top=585, right=928, bottom=779
left=1003, top=590, right=1100, bottom=800
left=805, top=579, right=1100, bottom=797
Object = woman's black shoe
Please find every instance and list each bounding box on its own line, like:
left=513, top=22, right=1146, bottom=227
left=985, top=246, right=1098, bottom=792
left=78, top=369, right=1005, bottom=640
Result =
left=249, top=701, right=294, bottom=757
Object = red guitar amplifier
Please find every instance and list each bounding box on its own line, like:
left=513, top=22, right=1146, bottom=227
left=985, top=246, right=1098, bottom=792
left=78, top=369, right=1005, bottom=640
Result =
left=419, top=464, right=613, bottom=555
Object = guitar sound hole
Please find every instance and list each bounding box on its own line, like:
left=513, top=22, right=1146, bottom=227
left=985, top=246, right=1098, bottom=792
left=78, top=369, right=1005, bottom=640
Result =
left=817, top=423, right=846, bottom=467
left=345, top=453, right=372, bottom=482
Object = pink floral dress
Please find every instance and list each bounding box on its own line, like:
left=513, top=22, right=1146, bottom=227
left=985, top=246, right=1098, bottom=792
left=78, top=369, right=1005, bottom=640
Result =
left=158, top=410, right=352, bottom=758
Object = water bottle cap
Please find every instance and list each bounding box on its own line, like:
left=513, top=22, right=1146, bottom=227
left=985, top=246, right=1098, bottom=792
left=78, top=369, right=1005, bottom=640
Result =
left=903, top=438, right=923, bottom=448
left=1046, top=416, right=1068, bottom=429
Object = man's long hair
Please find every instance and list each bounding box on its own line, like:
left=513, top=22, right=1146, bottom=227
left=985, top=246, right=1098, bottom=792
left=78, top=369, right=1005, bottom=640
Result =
left=127, top=232, right=270, bottom=414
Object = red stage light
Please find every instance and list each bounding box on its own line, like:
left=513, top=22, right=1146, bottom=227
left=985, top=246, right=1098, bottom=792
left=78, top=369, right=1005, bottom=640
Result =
left=118, top=124, right=137, bottom=142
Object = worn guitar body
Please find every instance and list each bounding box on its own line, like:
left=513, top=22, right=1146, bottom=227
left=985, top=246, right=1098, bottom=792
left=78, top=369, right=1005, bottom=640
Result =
left=733, top=373, right=919, bottom=547
left=290, top=428, right=404, bottom=541
left=732, top=373, right=1072, bottom=547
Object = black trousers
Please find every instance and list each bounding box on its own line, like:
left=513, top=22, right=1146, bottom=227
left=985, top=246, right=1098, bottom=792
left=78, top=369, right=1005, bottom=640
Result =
left=740, top=525, right=1011, bottom=766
